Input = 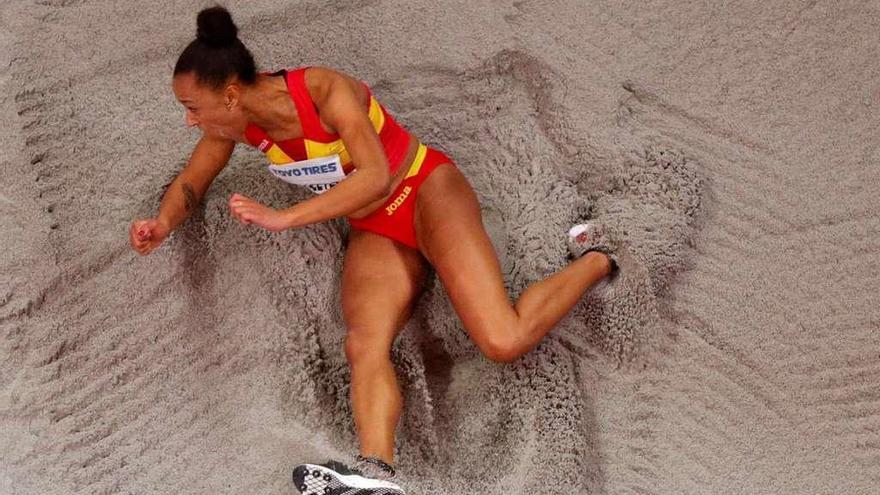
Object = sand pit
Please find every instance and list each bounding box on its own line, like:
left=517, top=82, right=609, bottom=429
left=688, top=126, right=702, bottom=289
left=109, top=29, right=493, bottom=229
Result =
left=2, top=1, right=879, bottom=494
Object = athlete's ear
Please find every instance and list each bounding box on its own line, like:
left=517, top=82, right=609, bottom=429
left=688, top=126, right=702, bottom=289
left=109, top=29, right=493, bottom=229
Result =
left=224, top=84, right=241, bottom=111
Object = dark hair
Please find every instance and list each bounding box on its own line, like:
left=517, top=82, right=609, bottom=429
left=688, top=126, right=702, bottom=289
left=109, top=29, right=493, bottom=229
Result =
left=173, top=6, right=256, bottom=90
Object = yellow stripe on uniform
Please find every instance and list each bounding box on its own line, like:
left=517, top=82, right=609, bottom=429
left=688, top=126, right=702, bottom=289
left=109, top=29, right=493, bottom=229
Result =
left=305, top=138, right=352, bottom=166
left=266, top=144, right=294, bottom=165
left=405, top=144, right=428, bottom=179
left=367, top=96, right=386, bottom=133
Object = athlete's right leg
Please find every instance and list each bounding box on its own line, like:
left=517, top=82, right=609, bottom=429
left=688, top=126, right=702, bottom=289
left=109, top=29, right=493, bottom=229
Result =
left=414, top=164, right=614, bottom=363
left=341, top=229, right=427, bottom=466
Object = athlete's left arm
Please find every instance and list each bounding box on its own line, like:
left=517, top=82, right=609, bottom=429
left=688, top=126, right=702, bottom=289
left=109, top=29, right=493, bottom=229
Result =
left=282, top=69, right=392, bottom=228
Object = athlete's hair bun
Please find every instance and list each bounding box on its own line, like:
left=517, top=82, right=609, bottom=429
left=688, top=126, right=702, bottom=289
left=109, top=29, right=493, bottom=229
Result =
left=176, top=5, right=256, bottom=88
left=196, top=6, right=238, bottom=48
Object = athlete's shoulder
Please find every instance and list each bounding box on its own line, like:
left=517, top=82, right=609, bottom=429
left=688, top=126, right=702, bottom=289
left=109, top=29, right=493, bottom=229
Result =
left=303, top=66, right=362, bottom=105
left=301, top=65, right=347, bottom=79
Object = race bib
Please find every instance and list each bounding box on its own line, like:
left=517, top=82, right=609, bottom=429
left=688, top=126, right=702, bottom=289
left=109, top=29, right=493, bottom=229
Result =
left=267, top=154, right=345, bottom=194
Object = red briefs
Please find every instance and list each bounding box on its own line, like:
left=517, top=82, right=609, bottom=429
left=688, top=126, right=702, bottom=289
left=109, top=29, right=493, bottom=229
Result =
left=348, top=144, right=452, bottom=249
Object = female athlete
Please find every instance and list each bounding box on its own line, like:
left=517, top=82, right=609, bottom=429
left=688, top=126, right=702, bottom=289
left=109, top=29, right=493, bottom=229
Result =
left=129, top=6, right=618, bottom=495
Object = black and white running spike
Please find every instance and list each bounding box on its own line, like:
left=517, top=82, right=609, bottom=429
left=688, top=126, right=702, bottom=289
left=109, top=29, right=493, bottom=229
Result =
left=292, top=461, right=405, bottom=495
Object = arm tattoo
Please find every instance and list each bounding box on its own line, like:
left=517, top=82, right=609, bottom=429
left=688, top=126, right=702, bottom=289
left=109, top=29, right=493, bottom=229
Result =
left=182, top=183, right=199, bottom=213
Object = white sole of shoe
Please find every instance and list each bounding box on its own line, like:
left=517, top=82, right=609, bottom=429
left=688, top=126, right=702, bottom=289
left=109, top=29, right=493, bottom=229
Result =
left=292, top=463, right=405, bottom=495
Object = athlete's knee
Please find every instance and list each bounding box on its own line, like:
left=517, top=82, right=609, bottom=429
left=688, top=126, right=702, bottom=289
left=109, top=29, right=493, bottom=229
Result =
left=344, top=326, right=394, bottom=365
left=474, top=330, right=524, bottom=363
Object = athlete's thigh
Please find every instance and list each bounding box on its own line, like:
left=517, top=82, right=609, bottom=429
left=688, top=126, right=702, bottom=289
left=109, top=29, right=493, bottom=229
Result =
left=342, top=229, right=427, bottom=349
left=414, top=165, right=517, bottom=339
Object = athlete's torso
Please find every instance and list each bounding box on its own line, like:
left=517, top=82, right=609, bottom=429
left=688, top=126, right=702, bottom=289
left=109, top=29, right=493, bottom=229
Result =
left=244, top=67, right=420, bottom=216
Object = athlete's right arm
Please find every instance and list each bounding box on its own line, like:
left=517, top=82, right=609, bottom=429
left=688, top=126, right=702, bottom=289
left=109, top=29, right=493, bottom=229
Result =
left=130, top=135, right=235, bottom=255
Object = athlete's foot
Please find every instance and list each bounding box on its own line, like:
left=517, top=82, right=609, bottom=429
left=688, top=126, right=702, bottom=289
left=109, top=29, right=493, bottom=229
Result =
left=292, top=458, right=404, bottom=495
left=353, top=455, right=397, bottom=480
left=567, top=222, right=620, bottom=274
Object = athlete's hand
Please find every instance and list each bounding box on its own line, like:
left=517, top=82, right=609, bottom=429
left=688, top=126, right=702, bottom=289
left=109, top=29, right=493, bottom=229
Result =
left=228, top=193, right=290, bottom=232
left=130, top=218, right=171, bottom=255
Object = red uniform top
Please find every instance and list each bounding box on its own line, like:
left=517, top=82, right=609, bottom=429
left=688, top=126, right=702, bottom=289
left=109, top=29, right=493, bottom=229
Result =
left=244, top=67, right=411, bottom=177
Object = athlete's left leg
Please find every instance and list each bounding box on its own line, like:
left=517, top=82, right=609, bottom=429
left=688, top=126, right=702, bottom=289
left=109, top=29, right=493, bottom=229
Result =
left=342, top=229, right=427, bottom=465
left=414, top=163, right=613, bottom=363
left=292, top=233, right=422, bottom=495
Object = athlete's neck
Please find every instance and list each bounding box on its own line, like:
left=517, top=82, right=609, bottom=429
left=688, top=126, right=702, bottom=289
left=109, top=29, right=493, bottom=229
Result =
left=239, top=73, right=298, bottom=133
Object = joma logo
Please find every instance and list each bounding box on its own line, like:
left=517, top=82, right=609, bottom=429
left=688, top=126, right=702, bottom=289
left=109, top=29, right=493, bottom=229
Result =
left=386, top=186, right=413, bottom=215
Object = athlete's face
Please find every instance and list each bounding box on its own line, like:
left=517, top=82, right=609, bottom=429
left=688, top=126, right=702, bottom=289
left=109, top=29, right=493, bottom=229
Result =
left=172, top=72, right=244, bottom=139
